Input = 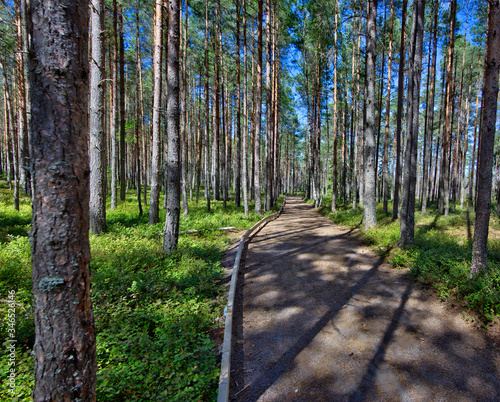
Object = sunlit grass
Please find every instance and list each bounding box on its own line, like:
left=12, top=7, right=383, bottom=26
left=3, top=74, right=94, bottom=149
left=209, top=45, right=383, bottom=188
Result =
left=0, top=177, right=275, bottom=400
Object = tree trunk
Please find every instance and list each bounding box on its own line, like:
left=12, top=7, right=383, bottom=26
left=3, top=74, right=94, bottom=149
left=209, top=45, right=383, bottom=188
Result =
left=110, top=0, right=118, bottom=210
left=392, top=0, right=408, bottom=220
left=382, top=0, right=395, bottom=215
left=29, top=0, right=97, bottom=398
left=89, top=0, right=107, bottom=234
left=421, top=0, right=438, bottom=215
left=363, top=0, right=378, bottom=229
left=438, top=0, right=457, bottom=216
left=471, top=0, right=500, bottom=275
left=254, top=0, right=263, bottom=214
left=203, top=0, right=211, bottom=212
left=149, top=0, right=163, bottom=224
left=181, top=0, right=189, bottom=217
left=242, top=0, right=249, bottom=216
left=399, top=0, right=425, bottom=248
left=163, top=0, right=181, bottom=253
left=119, top=2, right=126, bottom=201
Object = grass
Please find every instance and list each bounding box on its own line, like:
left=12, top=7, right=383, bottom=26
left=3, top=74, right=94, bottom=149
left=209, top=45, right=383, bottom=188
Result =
left=314, top=196, right=500, bottom=325
left=0, top=177, right=277, bottom=401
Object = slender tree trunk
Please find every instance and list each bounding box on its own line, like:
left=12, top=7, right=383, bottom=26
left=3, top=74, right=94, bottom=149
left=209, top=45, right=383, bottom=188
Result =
left=119, top=2, right=126, bottom=201
left=163, top=0, right=181, bottom=253
left=15, top=0, right=29, bottom=195
left=203, top=0, right=211, bottom=212
left=399, top=0, right=425, bottom=248
left=181, top=0, right=189, bottom=216
left=254, top=0, right=263, bottom=214
left=471, top=0, right=500, bottom=275
left=469, top=77, right=481, bottom=208
left=89, top=0, right=107, bottom=234
left=134, top=5, right=143, bottom=216
left=331, top=0, right=339, bottom=212
left=149, top=0, right=163, bottom=223
left=110, top=0, right=118, bottom=209
left=393, top=0, right=407, bottom=220
left=29, top=0, right=97, bottom=398
left=265, top=0, right=273, bottom=211
left=363, top=0, right=378, bottom=229
left=439, top=0, right=457, bottom=216
left=382, top=0, right=395, bottom=215
left=242, top=0, right=249, bottom=216
left=421, top=0, right=438, bottom=215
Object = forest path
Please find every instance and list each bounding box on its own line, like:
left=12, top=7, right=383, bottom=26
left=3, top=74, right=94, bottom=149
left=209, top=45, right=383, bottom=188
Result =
left=229, top=196, right=500, bottom=401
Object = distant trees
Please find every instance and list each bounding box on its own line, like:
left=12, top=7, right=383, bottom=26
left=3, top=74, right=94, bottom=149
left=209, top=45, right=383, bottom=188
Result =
left=29, top=0, right=97, bottom=398
left=471, top=0, right=500, bottom=275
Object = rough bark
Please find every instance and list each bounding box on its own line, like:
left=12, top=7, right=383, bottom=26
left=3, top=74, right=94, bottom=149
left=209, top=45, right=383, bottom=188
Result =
left=89, top=0, right=107, bottom=234
left=203, top=0, right=211, bottom=212
left=471, top=0, right=500, bottom=275
left=399, top=0, right=425, bottom=248
left=29, top=0, right=97, bottom=398
left=163, top=0, right=181, bottom=253
left=363, top=0, right=378, bottom=229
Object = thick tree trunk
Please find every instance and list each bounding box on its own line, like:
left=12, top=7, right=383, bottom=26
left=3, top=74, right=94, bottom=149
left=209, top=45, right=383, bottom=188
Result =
left=89, top=0, right=107, bottom=234
left=399, top=0, right=425, bottom=248
left=163, top=0, right=181, bottom=253
left=363, top=0, right=378, bottom=229
left=471, top=0, right=500, bottom=275
left=393, top=0, right=407, bottom=220
left=29, top=0, right=97, bottom=398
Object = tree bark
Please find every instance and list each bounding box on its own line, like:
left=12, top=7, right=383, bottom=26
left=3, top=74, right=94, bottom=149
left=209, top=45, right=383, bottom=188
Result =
left=254, top=0, right=263, bottom=214
left=392, top=0, right=407, bottom=220
left=421, top=0, right=438, bottom=215
left=438, top=0, right=457, bottom=216
left=203, top=0, right=211, bottom=212
left=163, top=0, right=181, bottom=253
left=29, top=0, right=97, bottom=398
left=399, top=0, right=425, bottom=248
left=110, top=0, right=118, bottom=210
left=89, top=0, right=107, bottom=234
left=118, top=2, right=126, bottom=201
left=471, top=0, right=500, bottom=275
left=149, top=0, right=163, bottom=224
left=363, top=0, right=378, bottom=229
left=382, top=0, right=395, bottom=215
left=242, top=0, right=249, bottom=216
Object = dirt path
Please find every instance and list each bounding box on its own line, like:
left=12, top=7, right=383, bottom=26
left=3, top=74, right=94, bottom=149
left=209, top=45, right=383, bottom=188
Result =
left=229, top=196, right=500, bottom=401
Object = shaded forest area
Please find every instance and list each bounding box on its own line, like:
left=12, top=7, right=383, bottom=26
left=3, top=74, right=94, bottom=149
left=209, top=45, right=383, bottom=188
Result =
left=1, top=0, right=500, bottom=400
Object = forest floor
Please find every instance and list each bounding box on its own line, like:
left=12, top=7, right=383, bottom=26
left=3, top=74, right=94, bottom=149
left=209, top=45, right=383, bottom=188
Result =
left=227, top=196, right=500, bottom=401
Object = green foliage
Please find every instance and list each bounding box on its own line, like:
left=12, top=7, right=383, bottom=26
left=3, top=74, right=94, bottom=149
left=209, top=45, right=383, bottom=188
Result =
left=0, top=178, right=271, bottom=400
left=318, top=197, right=500, bottom=323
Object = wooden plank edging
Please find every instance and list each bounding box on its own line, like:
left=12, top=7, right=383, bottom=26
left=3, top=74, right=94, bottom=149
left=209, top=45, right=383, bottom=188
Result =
left=217, top=198, right=286, bottom=402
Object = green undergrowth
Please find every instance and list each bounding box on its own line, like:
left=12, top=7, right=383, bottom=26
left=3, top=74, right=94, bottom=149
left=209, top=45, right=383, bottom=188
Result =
left=314, top=196, right=500, bottom=324
left=0, top=177, right=275, bottom=400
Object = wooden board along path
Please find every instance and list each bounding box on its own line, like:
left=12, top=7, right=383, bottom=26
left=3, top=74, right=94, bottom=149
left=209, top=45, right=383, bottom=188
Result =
left=228, top=196, right=500, bottom=401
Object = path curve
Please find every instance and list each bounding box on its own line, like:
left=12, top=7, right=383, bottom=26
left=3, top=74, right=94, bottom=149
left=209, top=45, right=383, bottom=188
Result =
left=229, top=196, right=500, bottom=401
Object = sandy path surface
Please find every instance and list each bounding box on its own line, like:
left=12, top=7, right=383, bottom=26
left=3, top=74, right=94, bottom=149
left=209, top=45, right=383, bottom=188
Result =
left=229, top=196, right=500, bottom=401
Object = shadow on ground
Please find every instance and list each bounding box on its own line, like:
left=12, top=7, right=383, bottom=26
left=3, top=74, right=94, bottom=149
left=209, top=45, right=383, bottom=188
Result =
left=229, top=197, right=500, bottom=401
